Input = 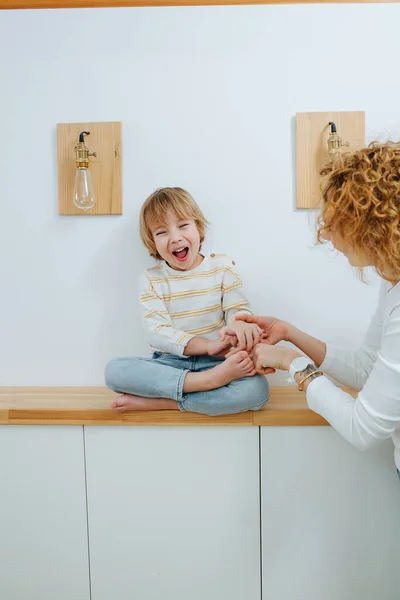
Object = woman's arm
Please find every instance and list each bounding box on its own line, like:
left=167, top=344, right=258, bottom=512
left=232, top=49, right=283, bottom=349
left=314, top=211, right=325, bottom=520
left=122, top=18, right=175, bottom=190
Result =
left=250, top=295, right=400, bottom=451
left=237, top=288, right=384, bottom=392
left=286, top=325, right=327, bottom=367
left=235, top=314, right=327, bottom=363
left=288, top=320, right=381, bottom=392
left=307, top=292, right=400, bottom=449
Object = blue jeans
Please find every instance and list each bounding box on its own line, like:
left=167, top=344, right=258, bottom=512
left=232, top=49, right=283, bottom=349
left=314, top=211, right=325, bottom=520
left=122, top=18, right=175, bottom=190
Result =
left=105, top=353, right=269, bottom=416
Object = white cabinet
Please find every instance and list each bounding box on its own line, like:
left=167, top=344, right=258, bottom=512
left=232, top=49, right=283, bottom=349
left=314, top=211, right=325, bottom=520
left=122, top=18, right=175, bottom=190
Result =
left=260, top=427, right=400, bottom=600
left=2, top=423, right=399, bottom=600
left=84, top=426, right=261, bottom=600
left=0, top=426, right=90, bottom=600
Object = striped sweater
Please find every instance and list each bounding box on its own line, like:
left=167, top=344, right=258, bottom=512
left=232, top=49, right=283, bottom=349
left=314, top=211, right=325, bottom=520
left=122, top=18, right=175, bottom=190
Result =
left=139, top=253, right=253, bottom=357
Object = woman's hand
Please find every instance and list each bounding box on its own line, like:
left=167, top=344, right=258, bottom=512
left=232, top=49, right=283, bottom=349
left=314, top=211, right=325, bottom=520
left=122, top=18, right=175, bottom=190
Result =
left=250, top=343, right=301, bottom=375
left=235, top=314, right=290, bottom=345
left=236, top=314, right=327, bottom=368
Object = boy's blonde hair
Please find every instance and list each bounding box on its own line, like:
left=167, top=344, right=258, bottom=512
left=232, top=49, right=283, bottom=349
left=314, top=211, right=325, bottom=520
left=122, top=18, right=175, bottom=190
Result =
left=140, top=187, right=209, bottom=259
left=317, top=142, right=400, bottom=281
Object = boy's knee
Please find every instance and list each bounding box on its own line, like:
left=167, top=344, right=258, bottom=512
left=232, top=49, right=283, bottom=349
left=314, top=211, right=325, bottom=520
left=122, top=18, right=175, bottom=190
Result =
left=245, top=375, right=270, bottom=409
left=105, top=356, right=143, bottom=392
left=219, top=374, right=269, bottom=414
left=104, top=358, right=122, bottom=391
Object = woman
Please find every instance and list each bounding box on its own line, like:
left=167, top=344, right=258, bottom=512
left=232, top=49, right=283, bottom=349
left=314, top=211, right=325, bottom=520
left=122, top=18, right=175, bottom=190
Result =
left=237, top=142, right=400, bottom=473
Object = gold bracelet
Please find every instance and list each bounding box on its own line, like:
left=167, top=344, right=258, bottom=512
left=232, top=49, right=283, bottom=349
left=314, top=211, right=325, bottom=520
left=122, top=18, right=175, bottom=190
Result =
left=298, top=370, right=323, bottom=392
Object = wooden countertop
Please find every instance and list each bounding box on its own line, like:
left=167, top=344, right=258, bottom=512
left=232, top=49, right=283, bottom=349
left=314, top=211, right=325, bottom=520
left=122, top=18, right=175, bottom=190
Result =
left=0, top=386, right=335, bottom=426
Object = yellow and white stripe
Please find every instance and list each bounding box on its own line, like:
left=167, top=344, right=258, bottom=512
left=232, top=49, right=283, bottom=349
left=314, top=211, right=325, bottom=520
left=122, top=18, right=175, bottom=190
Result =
left=170, top=303, right=221, bottom=320
left=149, top=265, right=239, bottom=284
left=138, top=253, right=252, bottom=357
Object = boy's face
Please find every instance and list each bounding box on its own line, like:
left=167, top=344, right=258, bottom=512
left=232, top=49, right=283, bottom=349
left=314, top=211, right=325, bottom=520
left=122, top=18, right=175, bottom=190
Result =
left=150, top=209, right=202, bottom=271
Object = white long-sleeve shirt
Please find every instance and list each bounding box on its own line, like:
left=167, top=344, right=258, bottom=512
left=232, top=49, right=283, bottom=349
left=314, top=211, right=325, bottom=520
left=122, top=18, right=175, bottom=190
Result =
left=307, top=280, right=400, bottom=469
left=138, top=253, right=252, bottom=357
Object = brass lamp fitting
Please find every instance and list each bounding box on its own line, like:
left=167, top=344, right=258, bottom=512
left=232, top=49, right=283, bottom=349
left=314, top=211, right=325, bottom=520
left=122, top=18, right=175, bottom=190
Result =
left=74, top=130, right=97, bottom=169
left=327, top=122, right=349, bottom=161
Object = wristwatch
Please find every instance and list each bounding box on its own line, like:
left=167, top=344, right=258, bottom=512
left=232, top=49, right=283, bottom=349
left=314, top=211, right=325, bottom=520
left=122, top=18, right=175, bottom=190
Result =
left=288, top=356, right=323, bottom=390
left=288, top=356, right=312, bottom=382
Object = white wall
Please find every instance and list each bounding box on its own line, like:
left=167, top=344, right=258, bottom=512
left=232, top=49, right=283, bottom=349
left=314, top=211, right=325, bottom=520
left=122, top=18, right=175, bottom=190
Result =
left=1, top=4, right=399, bottom=385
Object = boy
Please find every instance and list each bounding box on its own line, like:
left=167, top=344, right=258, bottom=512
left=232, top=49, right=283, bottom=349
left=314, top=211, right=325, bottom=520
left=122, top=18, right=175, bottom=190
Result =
left=105, top=187, right=269, bottom=415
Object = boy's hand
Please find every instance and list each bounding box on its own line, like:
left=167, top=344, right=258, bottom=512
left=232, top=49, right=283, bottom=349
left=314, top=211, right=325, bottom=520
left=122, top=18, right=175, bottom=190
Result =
left=207, top=334, right=237, bottom=357
left=235, top=314, right=290, bottom=346
left=220, top=321, right=263, bottom=353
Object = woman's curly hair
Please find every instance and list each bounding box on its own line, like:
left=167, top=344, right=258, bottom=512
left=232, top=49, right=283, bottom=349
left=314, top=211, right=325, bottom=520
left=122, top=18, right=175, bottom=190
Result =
left=317, top=142, right=400, bottom=281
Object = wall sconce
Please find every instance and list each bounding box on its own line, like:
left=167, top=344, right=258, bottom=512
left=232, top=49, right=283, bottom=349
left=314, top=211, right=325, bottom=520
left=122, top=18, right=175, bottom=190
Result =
left=295, top=111, right=365, bottom=208
left=57, top=122, right=122, bottom=216
left=327, top=121, right=349, bottom=162
left=73, top=131, right=97, bottom=211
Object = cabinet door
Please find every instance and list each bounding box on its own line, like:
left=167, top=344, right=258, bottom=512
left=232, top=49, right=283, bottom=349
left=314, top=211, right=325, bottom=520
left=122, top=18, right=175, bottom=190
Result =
left=0, top=426, right=90, bottom=600
left=85, top=427, right=260, bottom=600
left=261, top=427, right=400, bottom=600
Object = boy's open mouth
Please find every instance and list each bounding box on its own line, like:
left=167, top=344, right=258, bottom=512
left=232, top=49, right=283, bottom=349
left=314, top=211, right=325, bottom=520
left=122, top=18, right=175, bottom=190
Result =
left=173, top=247, right=189, bottom=260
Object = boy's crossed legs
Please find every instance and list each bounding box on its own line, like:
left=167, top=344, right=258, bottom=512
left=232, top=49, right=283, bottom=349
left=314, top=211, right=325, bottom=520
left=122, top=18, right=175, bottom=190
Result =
left=105, top=352, right=269, bottom=416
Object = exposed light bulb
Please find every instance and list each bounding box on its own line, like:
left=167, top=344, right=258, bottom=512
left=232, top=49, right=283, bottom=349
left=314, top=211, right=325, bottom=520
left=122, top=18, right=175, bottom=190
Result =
left=327, top=121, right=349, bottom=162
left=73, top=167, right=95, bottom=211
left=73, top=130, right=96, bottom=211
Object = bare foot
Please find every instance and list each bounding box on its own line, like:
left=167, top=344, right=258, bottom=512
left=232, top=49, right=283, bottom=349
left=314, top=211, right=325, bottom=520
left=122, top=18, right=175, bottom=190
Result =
left=209, top=351, right=256, bottom=388
left=111, top=394, right=178, bottom=413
